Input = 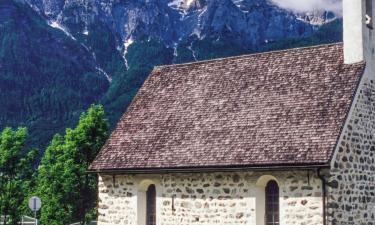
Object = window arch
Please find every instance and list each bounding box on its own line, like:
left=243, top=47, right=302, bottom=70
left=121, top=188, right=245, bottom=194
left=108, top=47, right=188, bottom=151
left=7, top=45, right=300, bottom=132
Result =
left=146, top=184, right=156, bottom=225
left=255, top=175, right=279, bottom=225
left=137, top=179, right=159, bottom=225
left=265, top=180, right=279, bottom=225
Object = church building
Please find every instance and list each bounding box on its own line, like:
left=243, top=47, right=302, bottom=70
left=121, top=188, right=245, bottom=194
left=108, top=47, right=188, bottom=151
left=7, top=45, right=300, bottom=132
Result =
left=90, top=0, right=375, bottom=224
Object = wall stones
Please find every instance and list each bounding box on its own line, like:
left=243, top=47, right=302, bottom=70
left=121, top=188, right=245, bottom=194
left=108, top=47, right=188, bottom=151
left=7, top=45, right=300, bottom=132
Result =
left=98, top=175, right=138, bottom=225
left=328, top=78, right=375, bottom=225
left=97, top=171, right=323, bottom=225
left=160, top=173, right=252, bottom=225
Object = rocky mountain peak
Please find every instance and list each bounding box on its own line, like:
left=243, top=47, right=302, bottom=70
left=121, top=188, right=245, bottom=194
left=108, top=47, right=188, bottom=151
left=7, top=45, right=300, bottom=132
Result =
left=296, top=10, right=337, bottom=26
left=24, top=0, right=334, bottom=45
left=169, top=0, right=205, bottom=11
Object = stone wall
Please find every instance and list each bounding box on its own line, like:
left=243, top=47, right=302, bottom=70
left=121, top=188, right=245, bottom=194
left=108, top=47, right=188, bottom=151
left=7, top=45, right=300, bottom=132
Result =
left=98, top=175, right=138, bottom=224
left=98, top=170, right=323, bottom=225
left=328, top=77, right=375, bottom=224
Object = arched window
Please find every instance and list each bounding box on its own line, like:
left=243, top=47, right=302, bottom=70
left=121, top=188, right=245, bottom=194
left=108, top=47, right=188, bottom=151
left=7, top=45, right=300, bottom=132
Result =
left=146, top=184, right=156, bottom=225
left=265, top=180, right=279, bottom=225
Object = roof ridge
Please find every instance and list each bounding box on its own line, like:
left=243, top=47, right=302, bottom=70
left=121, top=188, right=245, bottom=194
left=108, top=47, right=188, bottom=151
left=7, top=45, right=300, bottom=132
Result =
left=155, top=42, right=343, bottom=70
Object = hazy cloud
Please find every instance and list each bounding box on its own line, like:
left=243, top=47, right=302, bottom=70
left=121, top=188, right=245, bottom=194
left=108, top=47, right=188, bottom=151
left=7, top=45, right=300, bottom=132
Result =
left=270, top=0, right=342, bottom=14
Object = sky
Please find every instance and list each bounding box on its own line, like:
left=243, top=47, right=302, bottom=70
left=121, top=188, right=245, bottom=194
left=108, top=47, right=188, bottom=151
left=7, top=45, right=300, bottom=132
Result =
left=270, top=0, right=342, bottom=14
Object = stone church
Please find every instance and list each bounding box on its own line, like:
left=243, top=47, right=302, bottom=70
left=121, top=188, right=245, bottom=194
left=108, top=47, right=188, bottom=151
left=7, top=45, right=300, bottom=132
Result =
left=90, top=0, right=375, bottom=224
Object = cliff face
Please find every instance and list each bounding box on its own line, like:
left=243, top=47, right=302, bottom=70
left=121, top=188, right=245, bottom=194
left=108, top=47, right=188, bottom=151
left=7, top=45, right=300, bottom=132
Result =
left=296, top=10, right=337, bottom=26
left=24, top=0, right=332, bottom=50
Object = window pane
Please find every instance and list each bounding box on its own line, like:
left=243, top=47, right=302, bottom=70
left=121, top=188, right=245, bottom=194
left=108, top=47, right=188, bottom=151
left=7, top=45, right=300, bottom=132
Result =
left=146, top=185, right=156, bottom=225
left=265, top=180, right=279, bottom=225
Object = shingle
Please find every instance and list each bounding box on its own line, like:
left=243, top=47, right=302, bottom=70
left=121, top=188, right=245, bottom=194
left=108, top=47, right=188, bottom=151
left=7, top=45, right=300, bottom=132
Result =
left=90, top=43, right=365, bottom=171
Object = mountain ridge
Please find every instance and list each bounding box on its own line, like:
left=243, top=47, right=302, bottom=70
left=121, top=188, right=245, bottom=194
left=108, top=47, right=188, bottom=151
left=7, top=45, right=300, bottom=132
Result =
left=23, top=0, right=329, bottom=53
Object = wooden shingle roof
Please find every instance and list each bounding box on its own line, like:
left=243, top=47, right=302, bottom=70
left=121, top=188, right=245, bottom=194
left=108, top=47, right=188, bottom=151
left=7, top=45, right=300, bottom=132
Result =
left=90, top=43, right=365, bottom=171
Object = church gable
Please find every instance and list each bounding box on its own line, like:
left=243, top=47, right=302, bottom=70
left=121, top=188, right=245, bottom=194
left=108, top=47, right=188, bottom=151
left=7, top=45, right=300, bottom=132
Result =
left=327, top=76, right=375, bottom=223
left=90, top=44, right=365, bottom=171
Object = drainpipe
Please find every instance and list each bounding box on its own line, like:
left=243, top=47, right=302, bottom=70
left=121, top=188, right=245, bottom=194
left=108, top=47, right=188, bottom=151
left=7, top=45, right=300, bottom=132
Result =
left=317, top=168, right=327, bottom=225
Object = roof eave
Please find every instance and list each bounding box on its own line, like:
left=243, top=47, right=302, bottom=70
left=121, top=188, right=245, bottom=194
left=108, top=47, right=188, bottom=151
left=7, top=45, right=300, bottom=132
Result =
left=88, top=163, right=330, bottom=174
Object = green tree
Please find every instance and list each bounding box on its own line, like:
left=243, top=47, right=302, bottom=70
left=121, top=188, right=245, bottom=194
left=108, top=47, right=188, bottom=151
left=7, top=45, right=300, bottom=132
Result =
left=0, top=127, right=37, bottom=225
left=34, top=135, right=70, bottom=225
left=37, top=105, right=108, bottom=225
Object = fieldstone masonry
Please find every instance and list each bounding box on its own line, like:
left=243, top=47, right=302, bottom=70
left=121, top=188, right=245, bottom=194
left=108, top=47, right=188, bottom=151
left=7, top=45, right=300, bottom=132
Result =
left=98, top=175, right=138, bottom=224
left=98, top=171, right=323, bottom=225
left=328, top=78, right=375, bottom=225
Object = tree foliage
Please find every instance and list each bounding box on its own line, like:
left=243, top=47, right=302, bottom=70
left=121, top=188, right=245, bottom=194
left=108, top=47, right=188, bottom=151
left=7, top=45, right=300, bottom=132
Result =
left=0, top=127, right=37, bottom=225
left=36, top=105, right=108, bottom=225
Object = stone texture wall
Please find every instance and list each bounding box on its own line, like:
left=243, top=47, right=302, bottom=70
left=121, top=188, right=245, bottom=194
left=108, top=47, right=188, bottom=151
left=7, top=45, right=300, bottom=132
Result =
left=98, top=171, right=323, bottom=225
left=328, top=77, right=375, bottom=224
left=98, top=175, right=138, bottom=224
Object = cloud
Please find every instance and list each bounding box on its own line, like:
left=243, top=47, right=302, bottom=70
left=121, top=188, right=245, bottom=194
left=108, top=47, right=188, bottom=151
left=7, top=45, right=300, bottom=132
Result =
left=270, top=0, right=342, bottom=14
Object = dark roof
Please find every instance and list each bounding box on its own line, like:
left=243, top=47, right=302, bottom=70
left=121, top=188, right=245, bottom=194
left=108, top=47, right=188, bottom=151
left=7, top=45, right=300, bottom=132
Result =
left=90, top=43, right=365, bottom=171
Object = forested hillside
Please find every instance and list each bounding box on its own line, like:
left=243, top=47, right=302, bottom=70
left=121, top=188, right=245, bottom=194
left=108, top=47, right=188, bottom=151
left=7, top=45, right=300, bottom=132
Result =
left=0, top=0, right=108, bottom=147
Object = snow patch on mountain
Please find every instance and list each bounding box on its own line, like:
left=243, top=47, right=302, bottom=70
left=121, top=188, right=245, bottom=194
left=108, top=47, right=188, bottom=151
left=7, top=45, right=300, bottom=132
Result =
left=187, top=42, right=197, bottom=61
left=96, top=67, right=112, bottom=83
left=168, top=0, right=183, bottom=8
left=48, top=20, right=76, bottom=40
left=123, top=38, right=134, bottom=69
left=186, top=0, right=195, bottom=6
left=168, top=0, right=195, bottom=9
left=230, top=0, right=251, bottom=13
left=168, top=0, right=198, bottom=17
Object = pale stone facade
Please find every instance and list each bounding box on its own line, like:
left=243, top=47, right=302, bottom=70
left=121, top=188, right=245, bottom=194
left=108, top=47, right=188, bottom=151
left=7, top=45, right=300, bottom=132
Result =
left=98, top=171, right=324, bottom=225
left=327, top=77, right=375, bottom=224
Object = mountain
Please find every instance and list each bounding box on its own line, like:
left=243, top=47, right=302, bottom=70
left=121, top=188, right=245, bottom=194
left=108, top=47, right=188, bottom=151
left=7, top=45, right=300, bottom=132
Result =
left=0, top=0, right=342, bottom=149
left=24, top=0, right=319, bottom=49
left=296, top=10, right=336, bottom=26
left=0, top=0, right=109, bottom=147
